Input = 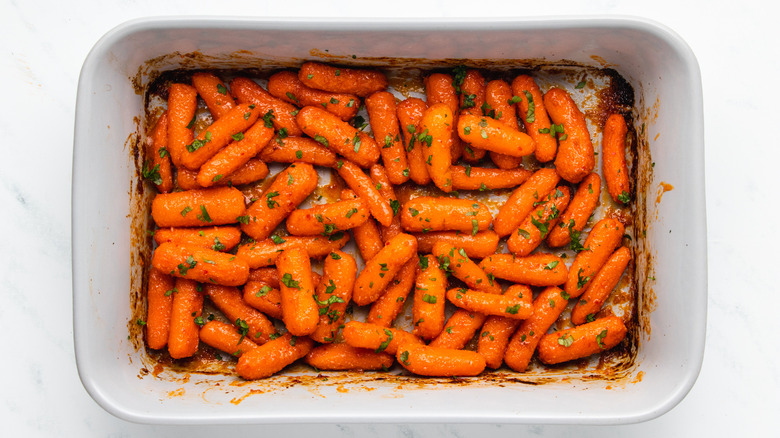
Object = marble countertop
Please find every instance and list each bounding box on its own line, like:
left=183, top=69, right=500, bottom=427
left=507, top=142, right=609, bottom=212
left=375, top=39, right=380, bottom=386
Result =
left=3, top=0, right=777, bottom=436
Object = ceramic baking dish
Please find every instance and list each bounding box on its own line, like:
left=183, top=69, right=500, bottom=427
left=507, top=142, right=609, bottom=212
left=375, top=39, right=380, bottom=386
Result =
left=72, top=17, right=706, bottom=424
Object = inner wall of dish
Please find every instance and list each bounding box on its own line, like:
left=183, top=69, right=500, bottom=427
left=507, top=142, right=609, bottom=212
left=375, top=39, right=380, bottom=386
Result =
left=130, top=53, right=648, bottom=386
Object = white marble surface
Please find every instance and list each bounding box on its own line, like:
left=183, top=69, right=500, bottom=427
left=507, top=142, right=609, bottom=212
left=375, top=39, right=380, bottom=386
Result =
left=2, top=0, right=777, bottom=436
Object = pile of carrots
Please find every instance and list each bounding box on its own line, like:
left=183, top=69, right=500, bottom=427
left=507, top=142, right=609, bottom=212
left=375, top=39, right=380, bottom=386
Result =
left=141, top=62, right=632, bottom=380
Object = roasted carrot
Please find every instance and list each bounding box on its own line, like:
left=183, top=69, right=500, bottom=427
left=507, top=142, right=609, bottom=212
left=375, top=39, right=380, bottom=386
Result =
left=286, top=198, right=369, bottom=236
left=485, top=79, right=524, bottom=169
left=352, top=233, right=418, bottom=306
left=342, top=321, right=424, bottom=355
left=167, top=278, right=203, bottom=359
left=450, top=165, right=532, bottom=191
left=457, top=114, right=535, bottom=157
left=512, top=75, right=557, bottom=163
left=204, top=284, right=276, bottom=344
left=146, top=268, right=175, bottom=350
left=545, top=87, right=595, bottom=183
left=396, top=97, right=430, bottom=185
left=229, top=76, right=303, bottom=136
left=413, top=230, right=499, bottom=259
left=400, top=197, right=491, bottom=234
left=432, top=240, right=500, bottom=294
left=571, top=246, right=631, bottom=325
left=151, top=186, right=246, bottom=228
left=493, top=168, right=560, bottom=236
left=365, top=91, right=410, bottom=184
left=299, top=62, right=388, bottom=97
left=153, top=226, right=241, bottom=252
left=564, top=218, right=625, bottom=297
left=425, top=72, right=463, bottom=161
left=478, top=253, right=567, bottom=286
left=236, top=233, right=349, bottom=269
left=276, top=247, right=319, bottom=336
left=537, top=316, right=627, bottom=365
left=196, top=119, right=274, bottom=187
left=602, top=113, right=631, bottom=204
left=477, top=285, right=533, bottom=369
left=366, top=259, right=416, bottom=327
left=214, top=158, right=269, bottom=186
left=337, top=160, right=394, bottom=227
left=310, top=250, right=357, bottom=343
left=192, top=72, right=236, bottom=120
left=242, top=281, right=283, bottom=320
left=247, top=268, right=322, bottom=289
left=268, top=70, right=359, bottom=121
left=412, top=255, right=447, bottom=340
left=151, top=242, right=249, bottom=286
left=419, top=103, right=454, bottom=192
left=166, top=83, right=198, bottom=168
left=144, top=112, right=174, bottom=193
left=427, top=309, right=486, bottom=350
left=396, top=343, right=486, bottom=377
left=180, top=103, right=262, bottom=170
left=368, top=164, right=403, bottom=241
left=198, top=320, right=258, bottom=357
left=547, top=172, right=601, bottom=248
left=236, top=333, right=314, bottom=380
left=296, top=105, right=380, bottom=168
left=507, top=186, right=571, bottom=256
left=175, top=167, right=200, bottom=190
left=340, top=189, right=384, bottom=261
left=259, top=135, right=338, bottom=167
left=458, top=69, right=488, bottom=162
left=304, top=343, right=394, bottom=371
left=446, top=287, right=533, bottom=319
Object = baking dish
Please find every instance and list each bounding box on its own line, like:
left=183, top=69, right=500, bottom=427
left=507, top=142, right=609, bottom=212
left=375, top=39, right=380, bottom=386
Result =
left=72, top=16, right=706, bottom=424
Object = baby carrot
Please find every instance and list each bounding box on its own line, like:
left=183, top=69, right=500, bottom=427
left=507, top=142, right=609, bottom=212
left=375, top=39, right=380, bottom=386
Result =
left=450, top=165, right=532, bottom=191
left=412, top=255, right=447, bottom=340
left=478, top=253, right=568, bottom=286
left=446, top=287, right=533, bottom=319
left=340, top=189, right=383, bottom=261
left=146, top=268, right=175, bottom=350
left=175, top=167, right=200, bottom=190
left=457, top=114, right=535, bottom=157
left=564, top=218, right=625, bottom=298
left=427, top=309, right=486, bottom=350
left=493, top=167, right=560, bottom=237
left=503, top=286, right=570, bottom=372
left=236, top=333, right=314, bottom=380
left=396, top=97, right=430, bottom=185
left=602, top=113, right=631, bottom=204
left=151, top=186, right=246, bottom=228
left=241, top=163, right=319, bottom=241
left=545, top=87, right=595, bottom=183
left=400, top=197, right=492, bottom=234
left=259, top=136, right=338, bottom=167
left=432, top=240, right=500, bottom=294
left=512, top=75, right=557, bottom=163
left=369, top=164, right=402, bottom=241
left=337, top=160, right=394, bottom=227
left=396, top=343, right=486, bottom=377
left=166, top=83, right=197, bottom=168
left=151, top=242, right=249, bottom=286
left=268, top=70, right=359, bottom=121
left=419, top=103, right=454, bottom=192
left=286, top=198, right=369, bottom=236
left=242, top=281, right=283, bottom=320
left=215, top=158, right=269, bottom=186
left=153, top=226, right=241, bottom=252
left=204, top=284, right=277, bottom=344
left=547, top=172, right=601, bottom=248
left=236, top=233, right=349, bottom=269
left=476, top=285, right=533, bottom=369
left=196, top=119, right=274, bottom=187
left=353, top=233, right=418, bottom=306
left=198, top=320, right=258, bottom=357
left=310, top=250, right=357, bottom=343
left=276, top=247, right=320, bottom=336
left=485, top=79, right=524, bottom=170
left=366, top=259, right=416, bottom=327
left=167, top=278, right=203, bottom=359
left=458, top=69, right=488, bottom=162
left=507, top=186, right=571, bottom=256
left=413, top=230, right=499, bottom=259
left=299, top=62, right=388, bottom=97
left=571, top=246, right=631, bottom=325
left=342, top=321, right=424, bottom=355
left=180, top=103, right=262, bottom=170
left=248, top=269, right=322, bottom=294
left=365, top=91, right=409, bottom=185
left=191, top=72, right=235, bottom=120
left=425, top=73, right=463, bottom=161
left=304, top=343, right=394, bottom=371
left=229, top=76, right=303, bottom=136
left=145, top=112, right=173, bottom=193
left=537, top=316, right=627, bottom=365
left=297, top=105, right=381, bottom=168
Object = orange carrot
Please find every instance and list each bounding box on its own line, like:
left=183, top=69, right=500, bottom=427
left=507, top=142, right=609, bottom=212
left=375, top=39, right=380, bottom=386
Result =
left=296, top=105, right=380, bottom=168
left=236, top=233, right=349, bottom=268
left=340, top=189, right=384, bottom=261
left=400, top=197, right=491, bottom=234
left=236, top=333, right=314, bottom=380
left=446, top=286, right=533, bottom=319
left=572, top=246, right=631, bottom=325
left=146, top=268, right=175, bottom=350
left=204, top=284, right=276, bottom=344
left=176, top=167, right=200, bottom=190
left=396, top=97, right=430, bottom=185
left=199, top=320, right=259, bottom=357
left=545, top=87, right=595, bottom=183
left=191, top=72, right=236, bottom=120
left=167, top=278, right=203, bottom=359
left=432, top=240, right=500, bottom=294
left=144, top=112, right=174, bottom=193
left=477, top=285, right=533, bottom=369
left=242, top=281, right=283, bottom=320
left=425, top=72, right=463, bottom=161
left=458, top=69, right=488, bottom=162
left=276, top=247, right=319, bottom=336
left=396, top=343, right=486, bottom=377
left=413, top=230, right=499, bottom=259
left=337, top=160, right=394, bottom=227
left=547, top=172, right=601, bottom=248
left=151, top=242, right=249, bottom=286
left=180, top=103, right=262, bottom=170
left=602, top=113, right=631, bottom=204
left=247, top=268, right=322, bottom=289
left=564, top=218, right=625, bottom=298
left=412, top=255, right=447, bottom=340
left=342, top=321, right=424, bottom=355
left=419, top=103, right=454, bottom=192
left=304, top=343, right=394, bottom=371
left=166, top=83, right=198, bottom=168
left=214, top=158, right=269, bottom=186
left=353, top=233, right=418, bottom=306
left=512, top=75, right=557, bottom=163
left=450, top=165, right=532, bottom=191
left=229, top=76, right=303, bottom=136
left=457, top=114, right=535, bottom=157
left=369, top=164, right=403, bottom=241
left=259, top=136, right=338, bottom=167
left=366, top=259, right=416, bottom=327
left=478, top=253, right=567, bottom=286
left=268, top=70, right=359, bottom=121
left=365, top=91, right=410, bottom=185
left=196, top=119, right=274, bottom=187
left=151, top=186, right=246, bottom=228
left=507, top=186, right=571, bottom=256
left=537, top=316, right=627, bottom=365
left=153, top=226, right=241, bottom=252
left=286, top=198, right=369, bottom=236
left=310, top=250, right=357, bottom=343
left=299, top=62, right=388, bottom=97
left=485, top=79, right=524, bottom=169
left=493, top=168, right=560, bottom=236
left=430, top=309, right=487, bottom=350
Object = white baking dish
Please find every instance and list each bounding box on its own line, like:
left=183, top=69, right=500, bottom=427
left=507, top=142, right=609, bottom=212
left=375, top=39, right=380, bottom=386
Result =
left=72, top=17, right=706, bottom=424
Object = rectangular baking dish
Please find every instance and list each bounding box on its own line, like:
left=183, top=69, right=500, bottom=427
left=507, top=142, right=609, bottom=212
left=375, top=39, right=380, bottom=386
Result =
left=72, top=17, right=706, bottom=425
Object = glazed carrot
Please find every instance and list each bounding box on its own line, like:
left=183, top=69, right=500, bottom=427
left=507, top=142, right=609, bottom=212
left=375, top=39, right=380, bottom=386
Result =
left=537, top=316, right=627, bottom=365
left=425, top=73, right=463, bottom=161
left=547, top=172, right=601, bottom=248
left=299, top=62, right=388, bottom=97
left=504, top=286, right=570, bottom=372
left=241, top=163, right=319, bottom=240
left=167, top=278, right=203, bottom=359
left=457, top=114, right=535, bottom=157
left=230, top=77, right=303, bottom=136
left=297, top=105, right=380, bottom=168
left=396, top=97, right=430, bottom=185
left=450, top=165, right=532, bottom=191
left=412, top=255, right=447, bottom=340
left=196, top=119, right=274, bottom=187
left=507, top=186, right=571, bottom=256
left=485, top=79, right=524, bottom=169
left=413, top=230, right=499, bottom=259
left=458, top=69, right=488, bottom=162
left=153, top=226, right=241, bottom=252
left=236, top=333, right=314, bottom=380
left=564, top=218, right=625, bottom=298
left=512, top=75, right=557, bottom=163
left=166, top=83, right=197, bottom=168
left=236, top=233, right=349, bottom=269
left=493, top=168, right=560, bottom=236
left=151, top=186, right=246, bottom=228
left=545, top=87, right=595, bottom=183
left=427, top=309, right=486, bottom=350
left=216, top=158, right=269, bottom=186
left=602, top=113, right=631, bottom=204
left=447, top=286, right=533, bottom=319
left=342, top=321, right=424, bottom=355
left=419, top=103, right=454, bottom=192
left=175, top=167, right=200, bottom=190
left=396, top=343, right=486, bottom=377
left=246, top=268, right=322, bottom=289
left=275, top=247, right=319, bottom=336
left=242, top=281, right=283, bottom=320
left=145, top=268, right=175, bottom=350
left=268, top=70, right=359, bottom=121
left=198, top=320, right=258, bottom=357
left=191, top=72, right=236, bottom=120
left=478, top=253, right=567, bottom=286
left=353, top=233, right=418, bottom=306
left=204, top=284, right=276, bottom=344
left=144, top=112, right=173, bottom=193
left=476, top=285, right=533, bottom=369
left=365, top=91, right=409, bottom=185
left=304, top=343, right=394, bottom=371
left=151, top=243, right=249, bottom=286
left=572, top=246, right=631, bottom=325
left=180, top=103, right=262, bottom=170
left=259, top=136, right=338, bottom=167
left=369, top=164, right=402, bottom=241
left=366, top=259, right=416, bottom=327
left=400, top=197, right=491, bottom=234
left=432, top=240, right=500, bottom=294
left=337, top=160, right=394, bottom=227
left=310, top=250, right=357, bottom=343
left=286, top=198, right=369, bottom=236
left=340, top=189, right=383, bottom=261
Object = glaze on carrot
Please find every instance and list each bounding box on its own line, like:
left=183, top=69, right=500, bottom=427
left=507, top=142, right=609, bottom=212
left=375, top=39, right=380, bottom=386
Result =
left=476, top=285, right=533, bottom=369
left=204, top=284, right=276, bottom=344
left=236, top=333, right=314, bottom=380
left=342, top=321, right=424, bottom=356
left=276, top=247, right=319, bottom=336
left=296, top=105, right=380, bottom=168
left=145, top=112, right=173, bottom=193
left=546, top=172, right=601, bottom=248
left=545, top=87, right=595, bottom=183
left=299, top=62, right=388, bottom=97
left=425, top=72, right=463, bottom=161
left=396, top=343, right=486, bottom=377
left=167, top=278, right=203, bottom=359
left=432, top=240, right=500, bottom=294
left=340, top=189, right=384, bottom=261
left=485, top=79, right=524, bottom=169
left=259, top=136, right=338, bottom=167
left=310, top=250, right=357, bottom=343
left=236, top=233, right=349, bottom=269
left=564, top=218, right=625, bottom=298
left=180, top=103, right=262, bottom=170
left=268, top=70, right=359, bottom=121
left=478, top=253, right=567, bottom=286
left=285, top=198, right=369, bottom=236
left=512, top=75, right=557, bottom=163
left=571, top=246, right=631, bottom=325
left=352, top=233, right=418, bottom=306
left=151, top=186, right=246, bottom=228
left=199, top=320, right=258, bottom=357
left=396, top=97, right=430, bottom=185
left=304, top=343, right=394, bottom=371
left=450, top=165, right=532, bottom=191
left=146, top=268, right=175, bottom=350
left=366, top=259, right=416, bottom=327
left=166, top=83, right=198, bottom=168
left=230, top=76, right=303, bottom=136
left=192, top=72, right=236, bottom=120
left=492, top=168, right=560, bottom=237
left=457, top=114, right=535, bottom=157
left=419, top=103, right=454, bottom=192
left=506, top=186, right=571, bottom=256
left=151, top=242, right=249, bottom=286
left=413, top=230, right=499, bottom=260
left=153, top=226, right=241, bottom=252
left=412, top=255, right=447, bottom=340
left=602, top=113, right=631, bottom=204
left=196, top=119, right=274, bottom=187
left=537, top=316, right=627, bottom=365
left=400, top=197, right=491, bottom=234
left=337, top=160, right=394, bottom=227
left=365, top=91, right=410, bottom=184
